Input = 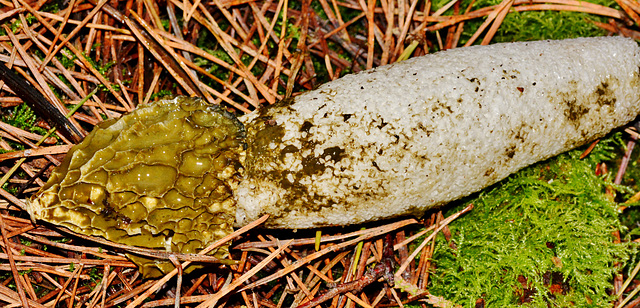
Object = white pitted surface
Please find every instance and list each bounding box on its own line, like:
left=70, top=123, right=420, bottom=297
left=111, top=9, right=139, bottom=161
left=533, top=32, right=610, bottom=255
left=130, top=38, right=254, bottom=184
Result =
left=235, top=37, right=640, bottom=228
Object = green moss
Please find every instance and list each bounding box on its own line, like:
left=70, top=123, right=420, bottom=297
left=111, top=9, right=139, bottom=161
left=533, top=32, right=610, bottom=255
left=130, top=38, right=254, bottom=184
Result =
left=87, top=267, right=103, bottom=286
left=149, top=89, right=174, bottom=101
left=83, top=53, right=115, bottom=77
left=2, top=183, right=18, bottom=195
left=40, top=1, right=60, bottom=14
left=430, top=0, right=616, bottom=46
left=3, top=104, right=47, bottom=135
left=491, top=10, right=609, bottom=42
left=58, top=48, right=78, bottom=69
left=428, top=135, right=632, bottom=307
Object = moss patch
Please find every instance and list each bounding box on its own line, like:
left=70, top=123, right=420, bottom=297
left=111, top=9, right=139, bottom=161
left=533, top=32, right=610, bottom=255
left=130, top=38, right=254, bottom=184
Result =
left=428, top=135, right=632, bottom=307
left=430, top=0, right=615, bottom=45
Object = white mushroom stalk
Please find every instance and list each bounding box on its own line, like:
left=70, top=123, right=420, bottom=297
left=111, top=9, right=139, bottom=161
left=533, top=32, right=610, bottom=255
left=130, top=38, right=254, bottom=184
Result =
left=235, top=36, right=640, bottom=228
left=27, top=36, right=640, bottom=276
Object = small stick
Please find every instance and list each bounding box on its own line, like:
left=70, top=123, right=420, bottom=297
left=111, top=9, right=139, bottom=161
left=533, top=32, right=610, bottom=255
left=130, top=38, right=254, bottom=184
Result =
left=0, top=213, right=29, bottom=307
left=482, top=0, right=513, bottom=44
left=168, top=255, right=183, bottom=308
left=395, top=204, right=473, bottom=278
left=0, top=144, right=73, bottom=162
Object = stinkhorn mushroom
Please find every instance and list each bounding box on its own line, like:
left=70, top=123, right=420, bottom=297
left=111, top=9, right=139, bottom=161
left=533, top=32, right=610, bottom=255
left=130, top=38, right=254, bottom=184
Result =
left=26, top=36, right=640, bottom=277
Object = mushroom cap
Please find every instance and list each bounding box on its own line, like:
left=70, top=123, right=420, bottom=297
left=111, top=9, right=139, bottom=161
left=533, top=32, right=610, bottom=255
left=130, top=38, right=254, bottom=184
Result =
left=27, top=96, right=246, bottom=278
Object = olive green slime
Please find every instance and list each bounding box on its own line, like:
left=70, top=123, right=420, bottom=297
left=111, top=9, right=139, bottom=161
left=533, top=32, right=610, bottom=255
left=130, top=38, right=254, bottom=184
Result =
left=27, top=97, right=245, bottom=277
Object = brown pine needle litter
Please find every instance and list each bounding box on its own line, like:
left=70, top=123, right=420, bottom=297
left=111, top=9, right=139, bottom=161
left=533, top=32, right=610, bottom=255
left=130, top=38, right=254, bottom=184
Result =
left=1, top=0, right=640, bottom=307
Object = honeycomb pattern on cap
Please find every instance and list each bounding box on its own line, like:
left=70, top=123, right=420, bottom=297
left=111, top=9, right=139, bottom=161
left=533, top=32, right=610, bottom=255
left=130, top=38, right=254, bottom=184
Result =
left=27, top=96, right=245, bottom=277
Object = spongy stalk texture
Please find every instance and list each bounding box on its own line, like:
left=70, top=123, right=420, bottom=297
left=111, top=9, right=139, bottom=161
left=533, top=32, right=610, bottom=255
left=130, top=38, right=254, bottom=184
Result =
left=235, top=37, right=640, bottom=228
